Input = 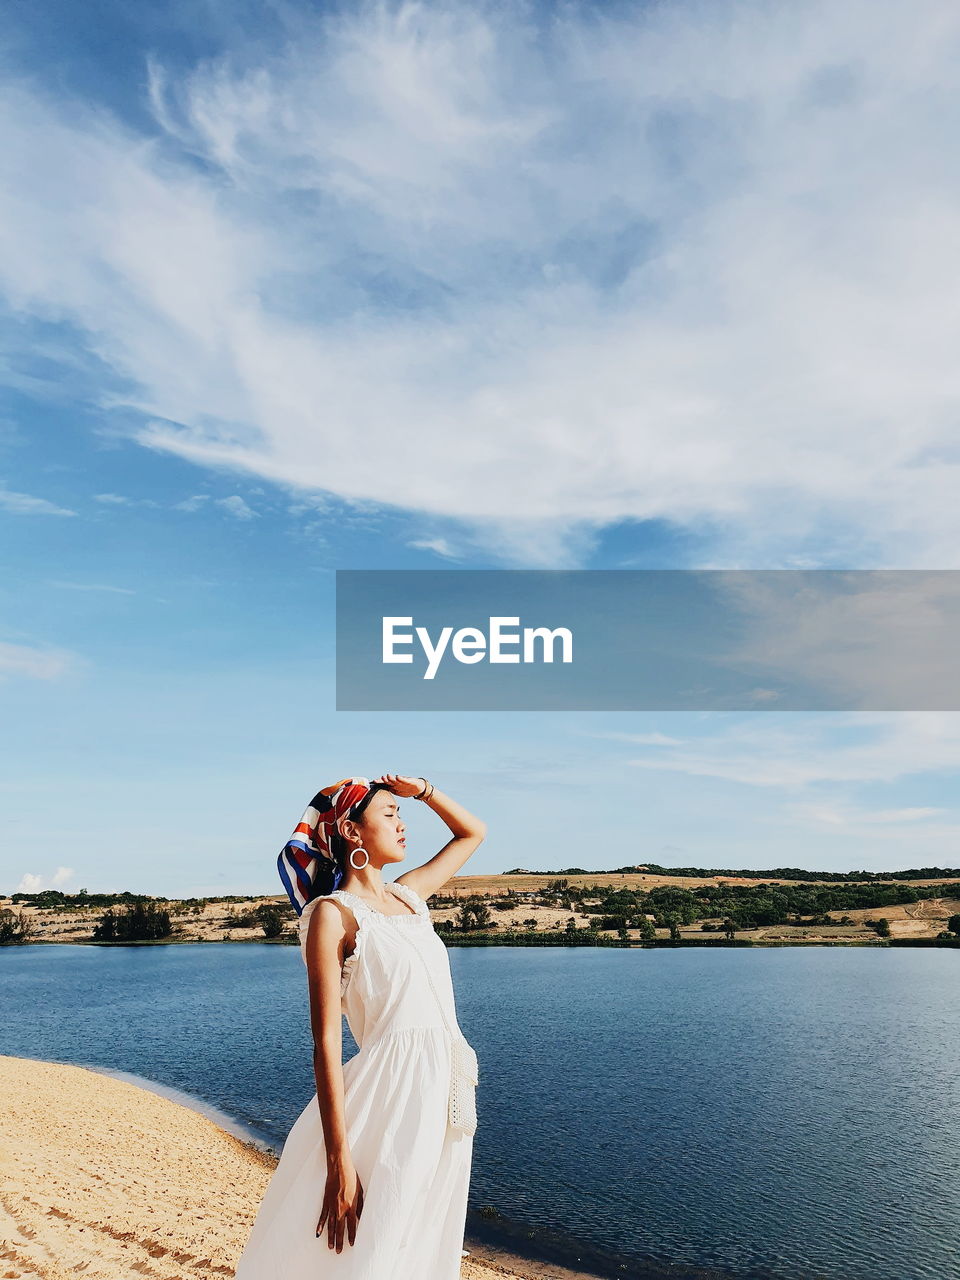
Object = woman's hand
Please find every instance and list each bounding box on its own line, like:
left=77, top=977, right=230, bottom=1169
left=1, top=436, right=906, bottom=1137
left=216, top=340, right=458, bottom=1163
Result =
left=373, top=773, right=427, bottom=798
left=317, top=1156, right=364, bottom=1251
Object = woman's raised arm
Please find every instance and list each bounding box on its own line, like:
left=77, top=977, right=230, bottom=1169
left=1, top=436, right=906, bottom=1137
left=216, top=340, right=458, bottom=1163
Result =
left=376, top=774, right=487, bottom=900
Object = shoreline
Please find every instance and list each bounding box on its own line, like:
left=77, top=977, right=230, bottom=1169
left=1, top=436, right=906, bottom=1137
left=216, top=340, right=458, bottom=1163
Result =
left=0, top=1053, right=614, bottom=1280
left=7, top=935, right=959, bottom=949
left=78, top=1061, right=281, bottom=1156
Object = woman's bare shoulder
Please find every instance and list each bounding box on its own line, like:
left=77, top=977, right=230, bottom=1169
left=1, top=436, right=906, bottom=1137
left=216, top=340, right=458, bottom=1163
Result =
left=304, top=895, right=353, bottom=936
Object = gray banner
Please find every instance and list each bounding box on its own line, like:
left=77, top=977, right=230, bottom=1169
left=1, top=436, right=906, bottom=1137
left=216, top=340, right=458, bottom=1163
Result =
left=335, top=570, right=960, bottom=710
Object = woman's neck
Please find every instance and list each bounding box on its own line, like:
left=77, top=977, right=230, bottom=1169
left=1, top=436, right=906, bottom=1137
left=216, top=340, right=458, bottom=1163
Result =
left=340, top=868, right=391, bottom=903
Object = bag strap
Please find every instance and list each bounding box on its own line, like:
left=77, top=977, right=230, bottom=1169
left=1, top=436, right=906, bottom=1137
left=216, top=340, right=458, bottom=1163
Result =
left=406, top=936, right=463, bottom=1043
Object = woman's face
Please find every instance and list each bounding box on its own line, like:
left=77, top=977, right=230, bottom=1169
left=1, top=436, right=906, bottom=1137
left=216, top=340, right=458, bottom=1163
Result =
left=345, top=790, right=407, bottom=866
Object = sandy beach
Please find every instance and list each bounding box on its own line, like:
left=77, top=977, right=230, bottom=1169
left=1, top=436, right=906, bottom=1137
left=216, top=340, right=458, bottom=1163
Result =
left=0, top=1054, right=590, bottom=1280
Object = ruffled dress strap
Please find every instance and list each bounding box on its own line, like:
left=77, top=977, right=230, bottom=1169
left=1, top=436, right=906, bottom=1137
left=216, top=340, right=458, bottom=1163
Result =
left=386, top=880, right=430, bottom=919
left=330, top=888, right=379, bottom=926
left=297, top=890, right=369, bottom=996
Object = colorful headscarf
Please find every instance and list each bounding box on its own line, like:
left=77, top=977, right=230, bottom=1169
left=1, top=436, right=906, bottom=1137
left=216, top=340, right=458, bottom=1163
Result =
left=277, top=777, right=374, bottom=915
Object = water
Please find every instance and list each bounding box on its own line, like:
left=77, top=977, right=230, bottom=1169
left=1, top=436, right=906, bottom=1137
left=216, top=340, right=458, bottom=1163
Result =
left=3, top=942, right=959, bottom=1280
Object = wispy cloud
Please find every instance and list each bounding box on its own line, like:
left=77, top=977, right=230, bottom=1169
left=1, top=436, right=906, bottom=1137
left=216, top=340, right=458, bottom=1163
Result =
left=94, top=492, right=161, bottom=508
left=407, top=536, right=461, bottom=559
left=0, top=487, right=76, bottom=516
left=47, top=580, right=136, bottom=594
left=0, top=641, right=76, bottom=680
left=173, top=494, right=211, bottom=512
left=17, top=865, right=75, bottom=893
left=214, top=494, right=257, bottom=520
left=2, top=0, right=959, bottom=564
left=619, top=714, right=960, bottom=789
left=787, top=803, right=945, bottom=827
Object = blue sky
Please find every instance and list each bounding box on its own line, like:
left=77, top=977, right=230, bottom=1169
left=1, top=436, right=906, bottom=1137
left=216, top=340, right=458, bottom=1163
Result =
left=3, top=0, right=960, bottom=896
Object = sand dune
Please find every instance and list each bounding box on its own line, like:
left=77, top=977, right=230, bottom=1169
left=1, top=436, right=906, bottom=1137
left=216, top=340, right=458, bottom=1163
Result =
left=0, top=1055, right=524, bottom=1280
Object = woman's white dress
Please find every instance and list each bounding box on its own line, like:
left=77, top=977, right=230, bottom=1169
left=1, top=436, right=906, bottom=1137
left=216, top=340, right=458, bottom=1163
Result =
left=233, top=880, right=476, bottom=1279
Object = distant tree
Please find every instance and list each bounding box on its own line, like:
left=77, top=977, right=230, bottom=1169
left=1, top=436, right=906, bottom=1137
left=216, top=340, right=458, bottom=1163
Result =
left=598, top=914, right=628, bottom=931
left=948, top=914, right=960, bottom=937
left=723, top=917, right=736, bottom=941
left=0, top=909, right=35, bottom=944
left=869, top=917, right=891, bottom=938
left=457, top=896, right=492, bottom=931
left=668, top=918, right=681, bottom=943
left=259, top=907, right=285, bottom=938
left=93, top=902, right=171, bottom=941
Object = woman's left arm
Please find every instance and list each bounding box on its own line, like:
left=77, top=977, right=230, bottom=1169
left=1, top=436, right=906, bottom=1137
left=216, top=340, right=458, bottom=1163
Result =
left=376, top=774, right=486, bottom=901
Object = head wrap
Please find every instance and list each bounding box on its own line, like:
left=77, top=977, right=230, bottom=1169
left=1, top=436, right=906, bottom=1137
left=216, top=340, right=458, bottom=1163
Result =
left=277, top=777, right=375, bottom=916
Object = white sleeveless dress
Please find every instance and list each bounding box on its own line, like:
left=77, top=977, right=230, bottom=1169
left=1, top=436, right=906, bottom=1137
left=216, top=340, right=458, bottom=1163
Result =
left=233, top=880, right=476, bottom=1280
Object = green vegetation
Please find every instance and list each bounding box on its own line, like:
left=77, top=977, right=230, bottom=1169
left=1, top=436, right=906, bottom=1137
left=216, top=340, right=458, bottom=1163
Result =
left=503, top=864, right=960, bottom=883
left=0, top=908, right=35, bottom=944
left=93, top=902, right=172, bottom=942
left=866, top=917, right=891, bottom=937
left=10, top=889, right=249, bottom=910
left=527, top=878, right=960, bottom=932
left=8, top=868, right=960, bottom=949
left=641, top=863, right=960, bottom=882
left=224, top=903, right=288, bottom=937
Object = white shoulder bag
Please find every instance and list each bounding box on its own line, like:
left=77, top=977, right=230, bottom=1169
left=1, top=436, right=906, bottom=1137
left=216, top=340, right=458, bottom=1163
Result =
left=409, top=942, right=479, bottom=1137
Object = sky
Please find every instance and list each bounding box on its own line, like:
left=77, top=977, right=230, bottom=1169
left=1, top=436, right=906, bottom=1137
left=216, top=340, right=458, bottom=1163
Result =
left=3, top=0, right=960, bottom=897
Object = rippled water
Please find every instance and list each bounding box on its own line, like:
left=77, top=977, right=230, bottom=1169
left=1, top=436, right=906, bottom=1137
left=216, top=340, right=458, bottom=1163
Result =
left=3, top=943, right=959, bottom=1280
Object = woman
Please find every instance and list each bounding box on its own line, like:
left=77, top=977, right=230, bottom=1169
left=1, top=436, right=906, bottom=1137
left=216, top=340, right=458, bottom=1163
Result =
left=233, top=773, right=486, bottom=1279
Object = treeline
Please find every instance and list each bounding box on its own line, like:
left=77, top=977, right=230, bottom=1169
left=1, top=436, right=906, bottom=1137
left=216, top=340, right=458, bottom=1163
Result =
left=566, top=881, right=960, bottom=930
left=8, top=889, right=258, bottom=909
left=655, top=881, right=956, bottom=926
left=11, top=889, right=162, bottom=908
left=638, top=864, right=960, bottom=883
left=503, top=865, right=960, bottom=882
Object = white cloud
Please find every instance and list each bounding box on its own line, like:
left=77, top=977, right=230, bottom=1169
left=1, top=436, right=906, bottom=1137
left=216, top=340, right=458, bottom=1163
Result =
left=0, top=641, right=75, bottom=680
left=712, top=572, right=960, bottom=710
left=0, top=487, right=76, bottom=516
left=93, top=492, right=161, bottom=509
left=587, top=729, right=684, bottom=747
left=2, top=1, right=960, bottom=564
left=16, top=866, right=75, bottom=893
left=407, top=536, right=461, bottom=559
left=174, top=494, right=211, bottom=512
left=618, top=713, right=960, bottom=788
left=48, top=580, right=136, bottom=594
left=214, top=494, right=258, bottom=520
left=788, top=802, right=944, bottom=827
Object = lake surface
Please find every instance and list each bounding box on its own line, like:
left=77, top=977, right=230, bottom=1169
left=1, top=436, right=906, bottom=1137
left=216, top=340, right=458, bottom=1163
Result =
left=3, top=942, right=959, bottom=1280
